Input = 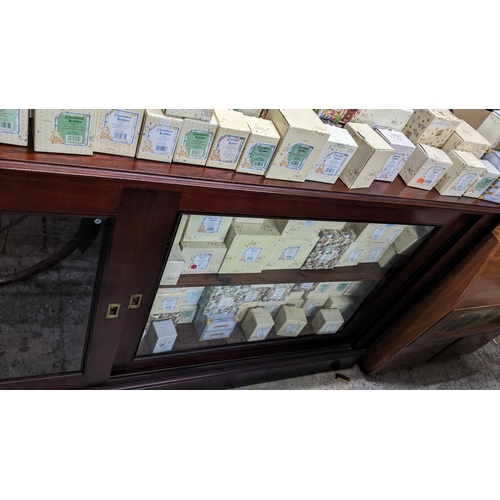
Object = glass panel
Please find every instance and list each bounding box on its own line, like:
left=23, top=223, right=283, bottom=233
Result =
left=136, top=215, right=434, bottom=356
left=0, top=213, right=106, bottom=380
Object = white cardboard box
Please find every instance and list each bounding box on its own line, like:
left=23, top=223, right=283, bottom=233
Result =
left=0, top=109, right=29, bottom=146
left=263, top=237, right=319, bottom=270
left=350, top=223, right=406, bottom=244
left=351, top=109, right=414, bottom=132
left=442, top=120, right=491, bottom=159
left=476, top=110, right=500, bottom=148
left=180, top=241, right=227, bottom=274
left=181, top=215, right=233, bottom=243
left=160, top=244, right=185, bottom=285
left=402, top=109, right=461, bottom=148
left=374, top=128, right=416, bottom=182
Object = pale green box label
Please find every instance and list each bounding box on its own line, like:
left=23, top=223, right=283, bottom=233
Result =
left=0, top=109, right=20, bottom=134
left=248, top=143, right=276, bottom=171
left=185, top=130, right=213, bottom=159
left=56, top=112, right=90, bottom=145
left=286, top=143, right=314, bottom=170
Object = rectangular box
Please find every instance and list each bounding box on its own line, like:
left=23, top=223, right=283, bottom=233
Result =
left=463, top=159, right=500, bottom=198
left=442, top=120, right=491, bottom=159
left=0, top=109, right=29, bottom=146
left=206, top=109, right=250, bottom=170
left=351, top=109, right=414, bottom=132
left=377, top=244, right=404, bottom=267
left=477, top=110, right=500, bottom=148
left=198, top=285, right=251, bottom=316
left=265, top=109, right=330, bottom=182
left=177, top=305, right=197, bottom=324
left=136, top=109, right=183, bottom=163
left=311, top=308, right=344, bottom=335
left=33, top=109, right=98, bottom=155
left=162, top=109, right=213, bottom=121
left=350, top=223, right=406, bottom=244
left=259, top=283, right=295, bottom=303
left=306, top=122, right=358, bottom=184
left=219, top=219, right=281, bottom=274
left=274, top=219, right=322, bottom=239
left=181, top=215, right=233, bottom=243
left=374, top=128, right=416, bottom=182
left=236, top=116, right=280, bottom=175
left=434, top=149, right=486, bottom=197
left=340, top=123, right=394, bottom=189
left=147, top=319, right=177, bottom=353
left=194, top=311, right=237, bottom=341
left=180, top=241, right=227, bottom=274
left=479, top=151, right=500, bottom=203
left=150, top=291, right=185, bottom=315
left=263, top=237, right=319, bottom=270
left=160, top=244, right=185, bottom=285
left=94, top=109, right=144, bottom=157
left=399, top=143, right=453, bottom=190
left=274, top=305, right=307, bottom=337
left=173, top=116, right=218, bottom=165
left=402, top=109, right=461, bottom=148
left=242, top=307, right=274, bottom=341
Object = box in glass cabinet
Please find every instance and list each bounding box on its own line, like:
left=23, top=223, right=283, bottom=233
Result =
left=177, top=305, right=197, bottom=324
left=147, top=319, right=178, bottom=353
left=351, top=223, right=406, bottom=244
left=402, top=109, right=461, bottom=148
left=0, top=109, right=29, bottom=146
left=173, top=116, right=218, bottom=165
left=198, top=285, right=251, bottom=316
left=324, top=295, right=358, bottom=321
left=33, top=109, right=98, bottom=155
left=351, top=109, right=414, bottom=132
left=463, top=159, right=500, bottom=199
left=393, top=225, right=433, bottom=255
left=477, top=110, right=500, bottom=148
left=301, top=294, right=330, bottom=317
left=335, top=241, right=390, bottom=267
left=274, top=305, right=307, bottom=337
left=441, top=120, right=490, bottom=159
left=136, top=110, right=183, bottom=163
left=259, top=283, right=294, bottom=302
left=263, top=237, right=319, bottom=270
left=93, top=109, right=144, bottom=157
left=180, top=241, right=227, bottom=274
left=233, top=109, right=263, bottom=117
left=181, top=215, right=233, bottom=243
left=194, top=311, right=237, bottom=341
left=265, top=109, right=330, bottom=182
left=257, top=301, right=287, bottom=317
left=160, top=244, right=185, bottom=285
left=374, top=128, right=416, bottom=182
left=151, top=291, right=185, bottom=315
left=206, top=110, right=250, bottom=170
left=162, top=109, right=213, bottom=121
left=242, top=307, right=274, bottom=341
left=311, top=308, right=344, bottom=335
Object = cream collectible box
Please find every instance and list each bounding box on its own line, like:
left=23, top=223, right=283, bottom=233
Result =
left=350, top=223, right=406, bottom=244
left=463, top=159, right=500, bottom=198
left=442, top=120, right=490, bottom=159
left=206, top=109, right=250, bottom=170
left=198, top=285, right=251, bottom=316
left=301, top=225, right=358, bottom=270
left=162, top=109, right=213, bottom=121
left=94, top=109, right=144, bottom=157
left=233, top=109, right=263, bottom=117
left=335, top=241, right=390, bottom=267
left=194, top=311, right=237, bottom=341
left=147, top=319, right=177, bottom=353
left=180, top=241, right=227, bottom=274
left=259, top=284, right=294, bottom=303
left=399, top=143, right=453, bottom=190
left=219, top=219, right=281, bottom=274
left=181, top=215, right=233, bottom=243
left=477, top=110, right=500, bottom=148
left=434, top=150, right=486, bottom=197
left=374, top=128, right=416, bottom=182
left=273, top=219, right=322, bottom=239
left=150, top=290, right=185, bottom=315
left=236, top=116, right=280, bottom=175
left=340, top=123, right=394, bottom=189
left=265, top=109, right=330, bottom=182
left=402, top=109, right=461, bottom=148
left=173, top=116, right=218, bottom=165
left=377, top=244, right=403, bottom=267
left=160, top=244, right=185, bottom=285
left=33, top=109, right=98, bottom=155
left=394, top=225, right=433, bottom=255
left=0, top=109, right=29, bottom=146
left=311, top=308, right=344, bottom=335
left=136, top=109, right=183, bottom=163
left=242, top=307, right=274, bottom=341
left=263, top=237, right=319, bottom=270
left=242, top=285, right=272, bottom=304
left=306, top=122, right=358, bottom=184
left=301, top=293, right=330, bottom=317
left=351, top=109, right=414, bottom=132
left=274, top=305, right=307, bottom=337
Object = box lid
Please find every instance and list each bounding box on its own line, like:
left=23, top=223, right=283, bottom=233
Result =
left=454, top=120, right=490, bottom=146
left=278, top=109, right=330, bottom=135
left=428, top=109, right=460, bottom=122
left=375, top=128, right=415, bottom=149
left=213, top=109, right=250, bottom=132
left=419, top=143, right=453, bottom=165
left=324, top=122, right=358, bottom=147
left=244, top=116, right=280, bottom=139
left=346, top=123, right=394, bottom=151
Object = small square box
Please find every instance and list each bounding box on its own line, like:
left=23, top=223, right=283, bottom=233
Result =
left=463, top=159, right=500, bottom=199
left=0, top=109, right=29, bottom=146
left=274, top=305, right=307, bottom=337
left=311, top=309, right=344, bottom=335
left=374, top=128, right=416, bottom=182
left=324, top=296, right=358, bottom=320
left=173, top=116, right=218, bottom=165
left=442, top=120, right=490, bottom=159
left=257, top=301, right=287, bottom=318
left=180, top=241, right=227, bottom=274
left=242, top=307, right=274, bottom=341
left=301, top=294, right=330, bottom=317
left=402, top=109, right=461, bottom=148
left=147, top=319, right=177, bottom=353
left=350, top=223, right=406, bottom=244
left=236, top=302, right=261, bottom=321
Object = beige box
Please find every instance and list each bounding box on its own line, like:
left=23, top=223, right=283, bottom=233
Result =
left=136, top=109, right=183, bottom=163
left=434, top=150, right=487, bottom=197
left=374, top=128, right=416, bottom=182
left=180, top=241, right=227, bottom=274
left=242, top=307, right=274, bottom=341
left=236, top=116, right=280, bottom=175
left=311, top=308, right=344, bottom=335
left=160, top=244, right=185, bottom=285
left=301, top=225, right=358, bottom=270
left=219, top=220, right=280, bottom=274
left=263, top=237, right=319, bottom=270
left=181, top=215, right=233, bottom=243
left=0, top=109, right=29, bottom=146
left=335, top=241, right=388, bottom=267
left=274, top=219, right=321, bottom=239
left=265, top=109, right=330, bottom=182
left=173, top=116, right=218, bottom=165
left=463, top=159, right=500, bottom=198
left=350, top=223, right=406, bottom=244
left=206, top=109, right=250, bottom=170
left=394, top=225, right=433, bottom=255
left=233, top=109, right=263, bottom=117
left=259, top=283, right=295, bottom=303
left=94, top=109, right=144, bottom=157
left=33, top=109, right=98, bottom=155
left=306, top=123, right=358, bottom=184
left=442, top=120, right=491, bottom=159
left=477, top=110, right=500, bottom=148
left=287, top=291, right=305, bottom=301
left=243, top=285, right=272, bottom=303
left=377, top=244, right=404, bottom=267
left=198, top=285, right=251, bottom=316
left=162, top=109, right=213, bottom=121
left=351, top=109, right=414, bottom=132
left=340, top=123, right=394, bottom=189
left=274, top=305, right=307, bottom=337
left=399, top=143, right=453, bottom=190
left=402, top=109, right=461, bottom=148
left=150, top=291, right=185, bottom=315
left=177, top=305, right=197, bottom=324
left=301, top=294, right=330, bottom=317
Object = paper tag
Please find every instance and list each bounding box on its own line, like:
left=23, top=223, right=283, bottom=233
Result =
left=454, top=173, right=478, bottom=192
left=377, top=153, right=406, bottom=180
left=418, top=165, right=446, bottom=186
left=286, top=143, right=314, bottom=170
left=325, top=324, right=340, bottom=333
left=300, top=283, right=315, bottom=290
left=0, top=109, right=20, bottom=134
left=146, top=124, right=180, bottom=156
left=185, top=129, right=213, bottom=159
left=160, top=298, right=178, bottom=311
left=346, top=248, right=363, bottom=263
left=244, top=290, right=261, bottom=302
left=281, top=246, right=300, bottom=261
left=185, top=291, right=202, bottom=304
left=198, top=216, right=222, bottom=234
left=371, top=226, right=390, bottom=240
left=190, top=253, right=212, bottom=270
left=102, top=109, right=140, bottom=144
left=241, top=247, right=263, bottom=263
left=307, top=302, right=321, bottom=313
left=322, top=151, right=349, bottom=176
left=55, top=112, right=90, bottom=146
left=248, top=143, right=276, bottom=171
left=316, top=283, right=332, bottom=294
left=271, top=288, right=287, bottom=301
left=302, top=221, right=316, bottom=226
left=368, top=247, right=385, bottom=261
left=214, top=134, right=246, bottom=163
left=255, top=326, right=271, bottom=339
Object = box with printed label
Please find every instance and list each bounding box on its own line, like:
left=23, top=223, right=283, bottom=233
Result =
left=181, top=215, right=233, bottom=243
left=306, top=122, right=358, bottom=184
left=477, top=110, right=500, bottom=148
left=177, top=305, right=197, bottom=324
left=479, top=151, right=500, bottom=203
left=194, top=311, right=237, bottom=341
left=180, top=241, right=227, bottom=274
left=162, top=109, right=213, bottom=121
left=259, top=284, right=295, bottom=303
left=198, top=285, right=251, bottom=316
left=232, top=109, right=263, bottom=117
left=442, top=120, right=490, bottom=159
left=33, top=109, right=98, bottom=155
left=0, top=109, right=29, bottom=146
left=242, top=285, right=272, bottom=304
left=136, top=110, right=183, bottom=163
left=265, top=109, right=330, bottom=182
left=374, top=128, right=416, bottom=182
left=173, top=116, right=218, bottom=165
left=301, top=294, right=330, bottom=317
left=340, top=123, right=394, bottom=189
left=218, top=219, right=280, bottom=274
left=206, top=110, right=250, bottom=170
left=292, top=282, right=317, bottom=292
left=463, top=159, right=500, bottom=198
left=94, top=109, right=144, bottom=157
left=350, top=223, right=407, bottom=244
left=402, top=109, right=461, bottom=148
left=311, top=308, right=344, bottom=335
left=160, top=244, right=185, bottom=285
left=147, top=319, right=178, bottom=353
left=263, top=237, right=319, bottom=270
left=335, top=241, right=385, bottom=267
left=351, top=109, right=414, bottom=132
left=182, top=287, right=205, bottom=306
left=274, top=219, right=321, bottom=239
left=305, top=282, right=349, bottom=296
left=393, top=225, right=433, bottom=255
left=150, top=291, right=185, bottom=315
left=274, top=305, right=307, bottom=337
left=315, top=109, right=362, bottom=124
left=242, top=307, right=274, bottom=341
left=434, top=150, right=486, bottom=197
left=399, top=143, right=453, bottom=190
left=236, top=116, right=280, bottom=175
left=301, top=225, right=358, bottom=270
